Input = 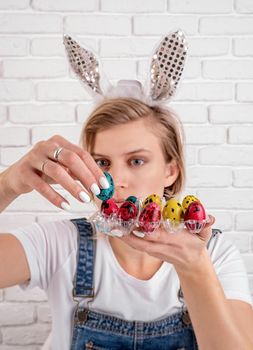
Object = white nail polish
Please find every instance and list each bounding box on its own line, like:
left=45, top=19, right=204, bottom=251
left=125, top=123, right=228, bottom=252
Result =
left=90, top=183, right=101, bottom=195
left=132, top=230, right=145, bottom=238
left=99, top=176, right=110, bottom=189
left=61, top=202, right=72, bottom=211
left=79, top=191, right=91, bottom=203
left=111, top=229, right=123, bottom=237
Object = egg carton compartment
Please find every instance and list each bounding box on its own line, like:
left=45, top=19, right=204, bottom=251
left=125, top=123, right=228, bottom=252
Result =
left=162, top=219, right=185, bottom=233
left=184, top=215, right=211, bottom=234
left=89, top=211, right=136, bottom=237
left=89, top=211, right=162, bottom=237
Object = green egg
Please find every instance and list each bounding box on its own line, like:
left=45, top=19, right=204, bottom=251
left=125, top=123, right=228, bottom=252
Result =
left=126, top=196, right=142, bottom=213
left=126, top=196, right=138, bottom=205
left=96, top=172, right=114, bottom=201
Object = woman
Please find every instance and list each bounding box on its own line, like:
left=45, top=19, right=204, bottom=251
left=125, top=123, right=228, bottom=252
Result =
left=0, top=31, right=253, bottom=350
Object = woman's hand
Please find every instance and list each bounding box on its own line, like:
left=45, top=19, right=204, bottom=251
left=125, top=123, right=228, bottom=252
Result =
left=0, top=134, right=108, bottom=210
left=120, top=215, right=216, bottom=276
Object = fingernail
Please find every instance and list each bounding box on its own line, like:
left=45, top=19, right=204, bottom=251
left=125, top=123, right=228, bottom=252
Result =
left=79, top=191, right=91, bottom=203
left=133, top=230, right=145, bottom=238
left=99, top=176, right=110, bottom=189
left=90, top=183, right=101, bottom=196
left=111, top=229, right=123, bottom=237
left=61, top=202, right=72, bottom=211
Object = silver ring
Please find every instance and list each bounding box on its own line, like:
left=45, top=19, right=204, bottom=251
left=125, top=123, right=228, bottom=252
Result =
left=41, top=159, right=50, bottom=173
left=53, top=147, right=63, bottom=162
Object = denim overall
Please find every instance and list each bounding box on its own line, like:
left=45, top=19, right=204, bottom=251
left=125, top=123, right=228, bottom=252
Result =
left=70, top=217, right=221, bottom=350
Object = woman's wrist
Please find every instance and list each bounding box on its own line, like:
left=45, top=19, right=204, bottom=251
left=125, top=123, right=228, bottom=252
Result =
left=0, top=169, right=19, bottom=213
left=174, top=248, right=212, bottom=281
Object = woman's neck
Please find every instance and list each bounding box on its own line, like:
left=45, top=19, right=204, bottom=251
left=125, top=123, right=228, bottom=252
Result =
left=108, top=235, right=164, bottom=280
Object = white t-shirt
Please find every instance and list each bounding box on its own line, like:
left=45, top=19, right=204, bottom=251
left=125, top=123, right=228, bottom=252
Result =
left=9, top=218, right=252, bottom=350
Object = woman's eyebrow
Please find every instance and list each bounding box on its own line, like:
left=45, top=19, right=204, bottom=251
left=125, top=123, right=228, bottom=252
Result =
left=91, top=149, right=152, bottom=157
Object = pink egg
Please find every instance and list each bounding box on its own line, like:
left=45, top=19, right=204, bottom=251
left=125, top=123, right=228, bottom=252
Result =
left=117, top=201, right=138, bottom=221
left=184, top=201, right=206, bottom=221
left=138, top=202, right=161, bottom=233
left=101, top=198, right=119, bottom=217
left=184, top=201, right=207, bottom=233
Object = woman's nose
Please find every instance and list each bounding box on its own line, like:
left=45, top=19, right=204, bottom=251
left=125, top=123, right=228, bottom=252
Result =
left=109, top=168, right=127, bottom=189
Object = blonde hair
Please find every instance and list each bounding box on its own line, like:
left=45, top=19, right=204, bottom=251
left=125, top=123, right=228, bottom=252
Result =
left=79, top=98, right=186, bottom=201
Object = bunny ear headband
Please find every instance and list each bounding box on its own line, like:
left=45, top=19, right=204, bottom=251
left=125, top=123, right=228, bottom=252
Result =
left=63, top=30, right=188, bottom=105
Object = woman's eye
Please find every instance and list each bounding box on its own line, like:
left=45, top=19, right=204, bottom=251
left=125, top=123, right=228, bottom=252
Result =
left=130, top=159, right=145, bottom=166
left=95, top=159, right=109, bottom=168
left=94, top=158, right=145, bottom=168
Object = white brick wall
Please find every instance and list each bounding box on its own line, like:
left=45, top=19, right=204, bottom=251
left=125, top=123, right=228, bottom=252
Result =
left=237, top=82, right=253, bottom=101
left=0, top=1, right=253, bottom=348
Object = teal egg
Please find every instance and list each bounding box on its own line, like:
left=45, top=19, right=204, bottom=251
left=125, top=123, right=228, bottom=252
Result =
left=96, top=172, right=114, bottom=201
left=126, top=196, right=138, bottom=205
left=126, top=195, right=141, bottom=213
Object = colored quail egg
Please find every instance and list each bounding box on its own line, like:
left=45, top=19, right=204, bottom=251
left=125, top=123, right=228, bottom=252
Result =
left=139, top=202, right=161, bottom=233
left=101, top=198, right=119, bottom=217
left=126, top=195, right=141, bottom=214
left=184, top=201, right=207, bottom=233
left=142, top=194, right=163, bottom=211
left=126, top=195, right=138, bottom=205
left=96, top=172, right=114, bottom=201
left=162, top=198, right=184, bottom=224
left=182, top=195, right=199, bottom=212
left=117, top=201, right=138, bottom=221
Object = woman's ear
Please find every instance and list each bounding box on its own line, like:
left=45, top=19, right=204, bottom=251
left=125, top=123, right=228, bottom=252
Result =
left=164, top=159, right=179, bottom=188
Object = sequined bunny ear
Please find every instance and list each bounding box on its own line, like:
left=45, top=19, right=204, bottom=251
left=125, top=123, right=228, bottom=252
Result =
left=63, top=34, right=111, bottom=100
left=148, top=30, right=188, bottom=102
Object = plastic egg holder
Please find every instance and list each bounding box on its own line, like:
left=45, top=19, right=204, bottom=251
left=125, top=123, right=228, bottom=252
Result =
left=91, top=211, right=138, bottom=237
left=90, top=197, right=209, bottom=237
left=91, top=195, right=140, bottom=237
left=90, top=197, right=163, bottom=238
left=88, top=172, right=210, bottom=237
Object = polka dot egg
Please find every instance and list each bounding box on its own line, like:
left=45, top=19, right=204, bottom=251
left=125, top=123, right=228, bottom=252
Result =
left=96, top=172, right=114, bottom=201
left=182, top=195, right=199, bottom=212
left=142, top=194, right=163, bottom=211
left=162, top=198, right=184, bottom=224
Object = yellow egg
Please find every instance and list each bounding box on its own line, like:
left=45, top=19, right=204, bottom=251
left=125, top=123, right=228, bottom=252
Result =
left=182, top=195, right=199, bottom=212
left=142, top=194, right=163, bottom=211
left=162, top=198, right=184, bottom=223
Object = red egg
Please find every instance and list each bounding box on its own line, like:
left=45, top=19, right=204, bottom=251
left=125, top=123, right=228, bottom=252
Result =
left=117, top=201, right=138, bottom=221
left=184, top=201, right=206, bottom=221
left=184, top=201, right=206, bottom=233
left=101, top=198, right=119, bottom=217
left=138, top=202, right=161, bottom=233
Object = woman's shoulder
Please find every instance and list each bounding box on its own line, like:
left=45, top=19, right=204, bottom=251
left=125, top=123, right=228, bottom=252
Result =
left=8, top=216, right=88, bottom=257
left=6, top=217, right=88, bottom=291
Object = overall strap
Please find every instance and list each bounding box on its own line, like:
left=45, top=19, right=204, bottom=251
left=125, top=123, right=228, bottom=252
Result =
left=207, top=228, right=222, bottom=250
left=70, top=217, right=96, bottom=298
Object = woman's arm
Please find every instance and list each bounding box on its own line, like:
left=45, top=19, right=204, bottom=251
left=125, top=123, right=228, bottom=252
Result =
left=0, top=134, right=108, bottom=215
left=0, top=234, right=31, bottom=288
left=176, top=249, right=253, bottom=350
left=0, top=168, right=31, bottom=288
left=122, top=217, right=253, bottom=350
left=0, top=169, right=19, bottom=213
left=0, top=134, right=108, bottom=289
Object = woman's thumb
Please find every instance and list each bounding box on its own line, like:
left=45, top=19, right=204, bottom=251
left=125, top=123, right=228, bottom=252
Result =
left=198, top=214, right=216, bottom=241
